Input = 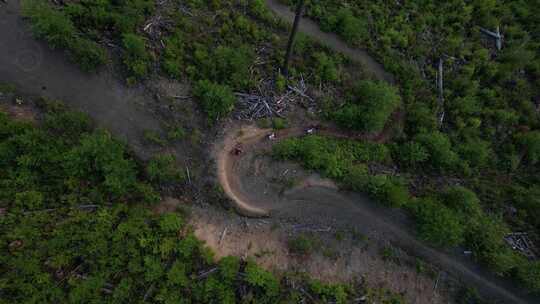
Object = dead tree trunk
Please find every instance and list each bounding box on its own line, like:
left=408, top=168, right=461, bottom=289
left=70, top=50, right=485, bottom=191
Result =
left=437, top=58, right=445, bottom=126
left=283, top=0, right=305, bottom=77
left=480, top=26, right=503, bottom=51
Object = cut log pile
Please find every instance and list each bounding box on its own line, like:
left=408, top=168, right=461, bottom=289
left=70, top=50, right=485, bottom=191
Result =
left=143, top=15, right=174, bottom=43
left=504, top=232, right=537, bottom=259
left=234, top=76, right=313, bottom=120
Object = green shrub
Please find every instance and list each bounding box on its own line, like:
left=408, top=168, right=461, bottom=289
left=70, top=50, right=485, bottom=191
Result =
left=320, top=8, right=368, bottom=44
left=163, top=31, right=184, bottom=79
left=71, top=38, right=107, bottom=71
left=512, top=186, right=540, bottom=229
left=15, top=190, right=44, bottom=210
left=440, top=186, right=482, bottom=217
left=414, top=132, right=460, bottom=170
left=517, top=131, right=540, bottom=165
left=516, top=261, right=540, bottom=293
left=43, top=111, right=92, bottom=142
left=143, top=130, right=166, bottom=146
left=366, top=175, right=409, bottom=208
left=457, top=139, right=492, bottom=168
left=465, top=215, right=517, bottom=275
left=288, top=235, right=315, bottom=255
left=21, top=0, right=106, bottom=71
left=343, top=164, right=370, bottom=191
left=411, top=198, right=465, bottom=247
left=166, top=126, right=187, bottom=141
left=313, top=52, right=339, bottom=82
left=334, top=81, right=401, bottom=133
left=244, top=262, right=280, bottom=303
left=309, top=280, right=349, bottom=304
left=193, top=80, right=236, bottom=122
left=191, top=45, right=254, bottom=89
left=64, top=131, right=137, bottom=198
left=122, top=33, right=150, bottom=79
left=22, top=0, right=76, bottom=49
left=147, top=154, right=185, bottom=185
left=397, top=141, right=429, bottom=168
left=272, top=118, right=288, bottom=130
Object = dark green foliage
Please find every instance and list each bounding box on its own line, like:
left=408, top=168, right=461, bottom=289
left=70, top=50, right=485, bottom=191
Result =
left=273, top=135, right=390, bottom=180
left=70, top=38, right=108, bottom=72
left=396, top=141, right=429, bottom=168
left=308, top=280, right=350, bottom=304
left=65, top=131, right=138, bottom=198
left=517, top=262, right=540, bottom=293
left=22, top=0, right=77, bottom=49
left=190, top=45, right=254, bottom=89
left=21, top=0, right=107, bottom=71
left=162, top=31, right=185, bottom=79
left=244, top=261, right=280, bottom=303
left=334, top=81, right=401, bottom=133
left=146, top=154, right=185, bottom=185
left=22, top=0, right=155, bottom=74
left=512, top=186, right=540, bottom=230
left=313, top=52, right=339, bottom=82
left=517, top=131, right=540, bottom=165
left=122, top=34, right=151, bottom=79
left=440, top=186, right=482, bottom=217
left=0, top=108, right=156, bottom=208
left=319, top=7, right=368, bottom=45
left=457, top=139, right=492, bottom=169
left=411, top=198, right=465, bottom=247
left=271, top=117, right=288, bottom=130
left=465, top=215, right=517, bottom=275
left=414, top=132, right=460, bottom=171
left=288, top=235, right=316, bottom=255
left=193, top=80, right=236, bottom=122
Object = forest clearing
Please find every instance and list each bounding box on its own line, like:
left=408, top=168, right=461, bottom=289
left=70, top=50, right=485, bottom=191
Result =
left=1, top=0, right=539, bottom=303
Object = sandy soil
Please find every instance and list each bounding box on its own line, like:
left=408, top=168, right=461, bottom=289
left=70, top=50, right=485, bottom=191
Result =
left=189, top=204, right=447, bottom=304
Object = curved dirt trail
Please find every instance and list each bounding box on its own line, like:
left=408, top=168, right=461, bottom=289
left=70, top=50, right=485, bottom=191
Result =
left=265, top=0, right=395, bottom=84
left=217, top=125, right=536, bottom=304
left=215, top=126, right=272, bottom=217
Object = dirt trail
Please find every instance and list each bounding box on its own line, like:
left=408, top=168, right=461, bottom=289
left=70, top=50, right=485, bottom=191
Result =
left=0, top=0, right=162, bottom=160
left=215, top=126, right=273, bottom=217
left=265, top=0, right=394, bottom=84
left=216, top=125, right=536, bottom=304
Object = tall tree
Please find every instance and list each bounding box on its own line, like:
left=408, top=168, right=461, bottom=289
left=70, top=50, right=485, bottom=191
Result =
left=283, top=0, right=305, bottom=77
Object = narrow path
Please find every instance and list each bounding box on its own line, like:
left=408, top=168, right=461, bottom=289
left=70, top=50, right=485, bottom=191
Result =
left=265, top=0, right=394, bottom=84
left=217, top=125, right=536, bottom=304
left=0, top=0, right=161, bottom=160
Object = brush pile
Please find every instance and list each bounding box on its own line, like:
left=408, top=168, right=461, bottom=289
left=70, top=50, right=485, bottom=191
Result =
left=234, top=76, right=313, bottom=120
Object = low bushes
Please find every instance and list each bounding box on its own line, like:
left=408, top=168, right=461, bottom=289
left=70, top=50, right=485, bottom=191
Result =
left=193, top=80, right=236, bottom=122
left=146, top=154, right=185, bottom=185
left=122, top=33, right=151, bottom=80
left=189, top=45, right=254, bottom=90
left=21, top=0, right=107, bottom=71
left=319, top=8, right=369, bottom=45
left=333, top=81, right=401, bottom=133
left=409, top=198, right=465, bottom=247
left=162, top=31, right=185, bottom=79
left=273, top=135, right=407, bottom=207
